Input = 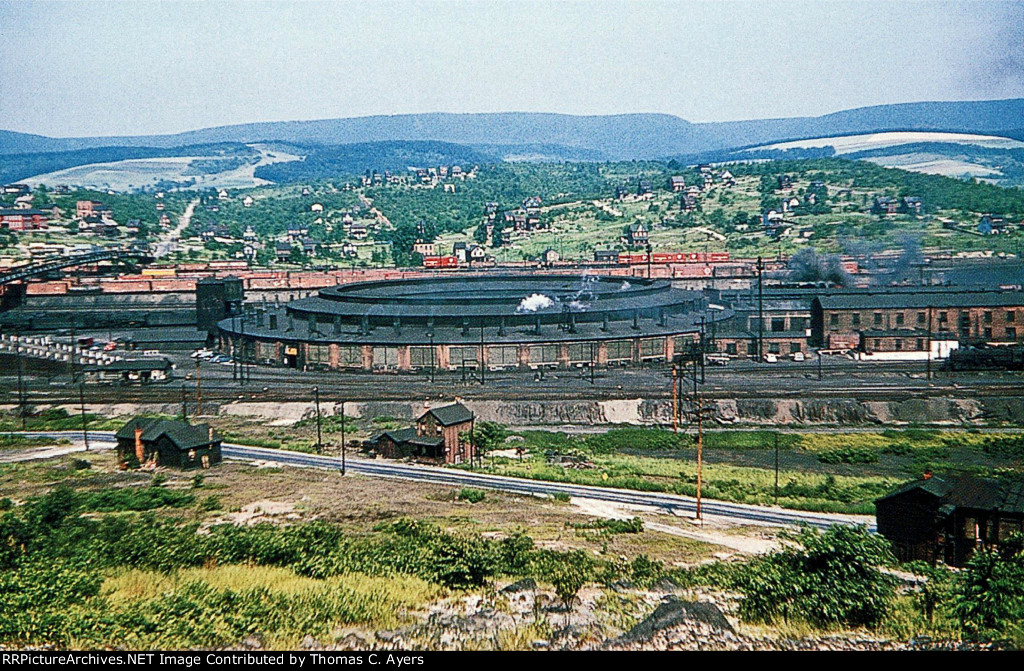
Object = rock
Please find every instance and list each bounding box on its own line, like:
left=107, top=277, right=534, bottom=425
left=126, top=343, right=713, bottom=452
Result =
left=501, top=578, right=537, bottom=593
left=241, top=635, right=262, bottom=649
left=606, top=597, right=733, bottom=648
left=300, top=635, right=320, bottom=649
left=530, top=640, right=549, bottom=649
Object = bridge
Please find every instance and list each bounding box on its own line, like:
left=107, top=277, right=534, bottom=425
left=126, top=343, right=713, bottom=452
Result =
left=0, top=247, right=153, bottom=286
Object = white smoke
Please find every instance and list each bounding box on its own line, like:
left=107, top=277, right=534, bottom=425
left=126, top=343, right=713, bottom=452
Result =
left=619, top=281, right=631, bottom=291
left=516, top=293, right=555, bottom=313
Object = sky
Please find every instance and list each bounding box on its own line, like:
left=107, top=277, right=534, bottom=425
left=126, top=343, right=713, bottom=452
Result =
left=1, top=0, right=1022, bottom=138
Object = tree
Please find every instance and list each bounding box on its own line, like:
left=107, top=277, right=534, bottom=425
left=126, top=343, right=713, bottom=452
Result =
left=550, top=550, right=592, bottom=610
left=473, top=224, right=488, bottom=244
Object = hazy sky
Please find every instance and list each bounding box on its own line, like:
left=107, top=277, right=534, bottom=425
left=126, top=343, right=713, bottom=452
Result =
left=1, top=0, right=1022, bottom=138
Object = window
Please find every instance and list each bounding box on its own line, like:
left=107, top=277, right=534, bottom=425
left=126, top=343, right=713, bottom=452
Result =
left=530, top=344, right=560, bottom=364
left=606, top=340, right=632, bottom=362
left=768, top=342, right=780, bottom=354
left=337, top=346, right=362, bottom=368
left=747, top=341, right=758, bottom=355
left=790, top=343, right=802, bottom=354
left=984, top=327, right=992, bottom=339
left=984, top=311, right=993, bottom=324
left=851, top=313, right=861, bottom=327
left=639, top=337, right=665, bottom=360
left=307, top=344, right=330, bottom=365
left=939, top=312, right=948, bottom=322
left=829, top=313, right=839, bottom=327
left=873, top=339, right=881, bottom=349
left=1008, top=327, right=1017, bottom=339
left=791, top=317, right=808, bottom=332
left=895, top=313, right=904, bottom=326
left=489, top=345, right=519, bottom=367
left=873, top=312, right=883, bottom=326
left=771, top=318, right=786, bottom=332
left=567, top=343, right=592, bottom=364
left=372, top=346, right=399, bottom=369
left=894, top=339, right=903, bottom=351
left=917, top=312, right=926, bottom=326
left=449, top=346, right=478, bottom=368
left=726, top=342, right=737, bottom=355
left=410, top=346, right=436, bottom=368
left=748, top=316, right=761, bottom=331
left=916, top=339, right=925, bottom=351
left=1008, top=311, right=1016, bottom=323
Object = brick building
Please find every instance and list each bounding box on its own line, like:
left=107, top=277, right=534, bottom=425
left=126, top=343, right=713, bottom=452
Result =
left=812, top=289, right=1024, bottom=352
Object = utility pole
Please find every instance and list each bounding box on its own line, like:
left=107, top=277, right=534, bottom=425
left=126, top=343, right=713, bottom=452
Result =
left=195, top=359, right=202, bottom=417
left=79, top=382, right=89, bottom=452
left=773, top=432, right=780, bottom=505
left=479, top=322, right=486, bottom=385
left=672, top=364, right=678, bottom=433
left=180, top=383, right=188, bottom=422
left=17, top=342, right=26, bottom=429
left=817, top=350, right=822, bottom=381
left=696, top=392, right=704, bottom=521
left=313, top=386, right=322, bottom=454
left=926, top=307, right=933, bottom=380
left=699, top=316, right=706, bottom=384
left=429, top=333, right=435, bottom=384
left=757, top=256, right=764, bottom=364
left=340, top=400, right=346, bottom=475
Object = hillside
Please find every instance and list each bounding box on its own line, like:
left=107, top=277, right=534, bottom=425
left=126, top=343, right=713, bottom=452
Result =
left=4, top=98, right=1024, bottom=161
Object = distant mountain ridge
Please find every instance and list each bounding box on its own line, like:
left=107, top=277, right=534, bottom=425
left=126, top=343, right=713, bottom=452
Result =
left=1, top=99, right=1020, bottom=161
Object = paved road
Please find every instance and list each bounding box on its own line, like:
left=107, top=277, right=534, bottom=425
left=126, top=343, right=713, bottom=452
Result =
left=5, top=430, right=876, bottom=531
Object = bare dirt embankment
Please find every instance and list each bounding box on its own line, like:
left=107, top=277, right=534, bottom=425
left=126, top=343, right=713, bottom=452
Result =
left=24, top=393, right=1022, bottom=428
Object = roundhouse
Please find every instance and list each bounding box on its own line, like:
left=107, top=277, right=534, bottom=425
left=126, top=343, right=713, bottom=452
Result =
left=217, top=274, right=728, bottom=373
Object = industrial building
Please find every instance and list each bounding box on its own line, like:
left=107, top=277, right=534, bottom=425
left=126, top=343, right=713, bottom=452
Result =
left=216, top=274, right=726, bottom=372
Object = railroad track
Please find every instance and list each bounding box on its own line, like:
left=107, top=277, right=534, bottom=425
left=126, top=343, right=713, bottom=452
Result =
left=8, top=431, right=875, bottom=531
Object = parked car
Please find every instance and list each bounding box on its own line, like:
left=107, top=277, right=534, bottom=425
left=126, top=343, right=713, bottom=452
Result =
left=191, top=348, right=213, bottom=359
left=763, top=353, right=778, bottom=363
left=706, top=353, right=730, bottom=366
left=792, top=351, right=806, bottom=362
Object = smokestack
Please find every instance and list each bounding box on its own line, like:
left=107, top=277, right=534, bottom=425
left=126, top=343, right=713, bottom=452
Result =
left=659, top=308, right=667, bottom=327
left=535, top=315, right=542, bottom=334
left=462, top=318, right=470, bottom=336
left=601, top=313, right=609, bottom=332
left=568, top=311, right=576, bottom=333
left=498, top=317, right=505, bottom=337
left=334, top=316, right=342, bottom=334
left=393, top=317, right=401, bottom=334
left=269, top=313, right=278, bottom=330
left=632, top=310, right=640, bottom=330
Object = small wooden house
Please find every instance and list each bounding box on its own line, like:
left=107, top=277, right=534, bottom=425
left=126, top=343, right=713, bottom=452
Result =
left=374, top=402, right=475, bottom=465
left=876, top=474, right=1024, bottom=566
left=115, top=417, right=222, bottom=470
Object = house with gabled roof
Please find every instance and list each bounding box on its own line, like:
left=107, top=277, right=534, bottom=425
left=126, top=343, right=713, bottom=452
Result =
left=374, top=402, right=476, bottom=464
left=115, top=417, right=222, bottom=470
left=876, top=474, right=1024, bottom=566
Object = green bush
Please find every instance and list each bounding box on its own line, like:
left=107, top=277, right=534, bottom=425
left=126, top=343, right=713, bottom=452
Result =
left=77, top=486, right=195, bottom=512
left=817, top=445, right=879, bottom=464
left=570, top=516, right=644, bottom=535
left=951, top=534, right=1024, bottom=640
left=737, top=525, right=897, bottom=627
left=457, top=488, right=486, bottom=503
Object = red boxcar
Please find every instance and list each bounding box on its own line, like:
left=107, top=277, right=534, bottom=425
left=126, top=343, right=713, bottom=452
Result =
left=423, top=255, right=458, bottom=268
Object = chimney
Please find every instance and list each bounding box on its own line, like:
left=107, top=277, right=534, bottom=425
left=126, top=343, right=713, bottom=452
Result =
left=134, top=426, right=144, bottom=463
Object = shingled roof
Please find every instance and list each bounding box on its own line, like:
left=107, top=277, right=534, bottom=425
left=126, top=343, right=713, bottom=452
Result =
left=420, top=402, right=474, bottom=426
left=877, top=475, right=1024, bottom=514
left=115, top=417, right=219, bottom=452
left=375, top=428, right=444, bottom=448
left=817, top=290, right=1024, bottom=311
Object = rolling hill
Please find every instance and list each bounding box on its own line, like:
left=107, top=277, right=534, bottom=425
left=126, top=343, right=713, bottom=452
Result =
left=4, top=98, right=1023, bottom=160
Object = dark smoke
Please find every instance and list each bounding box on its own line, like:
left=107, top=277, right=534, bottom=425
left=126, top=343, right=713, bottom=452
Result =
left=787, top=247, right=850, bottom=286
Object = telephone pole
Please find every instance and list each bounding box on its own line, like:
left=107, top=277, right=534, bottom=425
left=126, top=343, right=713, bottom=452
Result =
left=195, top=359, right=202, bottom=417
left=340, top=400, right=346, bottom=475
left=79, top=382, right=90, bottom=452
left=313, top=386, right=322, bottom=454
left=757, top=256, right=764, bottom=363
